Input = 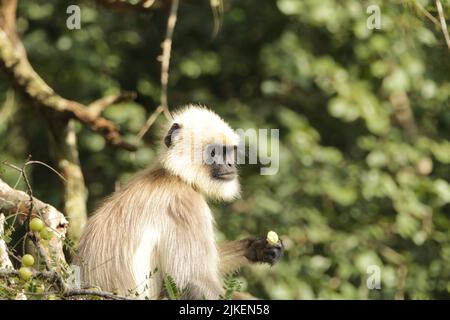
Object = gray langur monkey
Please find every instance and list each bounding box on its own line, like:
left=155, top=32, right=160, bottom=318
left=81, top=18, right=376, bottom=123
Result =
left=75, top=105, right=283, bottom=299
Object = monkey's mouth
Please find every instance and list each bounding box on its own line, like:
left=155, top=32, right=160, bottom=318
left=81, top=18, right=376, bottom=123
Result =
left=214, top=172, right=237, bottom=181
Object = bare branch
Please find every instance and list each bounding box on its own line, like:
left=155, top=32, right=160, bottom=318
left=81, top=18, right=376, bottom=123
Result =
left=25, top=161, right=66, bottom=183
left=47, top=119, right=88, bottom=243
left=137, top=0, right=179, bottom=139
left=137, top=105, right=165, bottom=139
left=0, top=0, right=19, bottom=45
left=412, top=0, right=440, bottom=27
left=159, top=0, right=179, bottom=119
left=436, top=0, right=450, bottom=52
left=0, top=213, right=28, bottom=299
left=32, top=234, right=54, bottom=271
left=0, top=214, right=14, bottom=269
left=2, top=160, right=36, bottom=224
left=96, top=0, right=163, bottom=11
left=63, top=288, right=129, bottom=300
left=88, top=91, right=137, bottom=118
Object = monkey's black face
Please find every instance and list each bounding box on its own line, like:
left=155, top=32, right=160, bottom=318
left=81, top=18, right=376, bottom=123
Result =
left=205, top=144, right=237, bottom=181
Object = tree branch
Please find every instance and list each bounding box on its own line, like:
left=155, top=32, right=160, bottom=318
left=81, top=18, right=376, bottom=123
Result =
left=159, top=0, right=178, bottom=120
left=435, top=0, right=450, bottom=52
left=0, top=177, right=68, bottom=267
left=0, top=1, right=136, bottom=151
left=88, top=91, right=137, bottom=118
left=0, top=268, right=130, bottom=300
left=47, top=117, right=88, bottom=243
left=0, top=214, right=14, bottom=269
left=0, top=213, right=28, bottom=299
left=0, top=168, right=129, bottom=299
left=412, top=0, right=440, bottom=27
left=0, top=1, right=138, bottom=243
left=95, top=0, right=164, bottom=11
left=137, top=0, right=179, bottom=139
left=0, top=173, right=129, bottom=299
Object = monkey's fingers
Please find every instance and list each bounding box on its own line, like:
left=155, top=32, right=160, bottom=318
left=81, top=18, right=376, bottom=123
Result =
left=262, top=242, right=284, bottom=265
left=245, top=238, right=284, bottom=265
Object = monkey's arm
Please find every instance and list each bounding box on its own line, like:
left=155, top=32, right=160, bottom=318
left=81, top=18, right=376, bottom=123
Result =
left=219, top=238, right=284, bottom=275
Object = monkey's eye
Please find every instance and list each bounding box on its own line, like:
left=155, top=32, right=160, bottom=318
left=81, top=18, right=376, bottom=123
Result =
left=210, top=148, right=216, bottom=158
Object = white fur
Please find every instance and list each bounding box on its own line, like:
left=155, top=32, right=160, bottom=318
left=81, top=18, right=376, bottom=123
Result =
left=132, top=228, right=160, bottom=298
left=160, top=105, right=241, bottom=201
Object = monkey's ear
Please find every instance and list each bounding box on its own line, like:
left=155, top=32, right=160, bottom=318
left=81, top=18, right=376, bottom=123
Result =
left=164, top=123, right=181, bottom=147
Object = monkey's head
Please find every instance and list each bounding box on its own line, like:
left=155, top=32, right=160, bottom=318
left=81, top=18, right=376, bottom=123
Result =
left=160, top=105, right=240, bottom=201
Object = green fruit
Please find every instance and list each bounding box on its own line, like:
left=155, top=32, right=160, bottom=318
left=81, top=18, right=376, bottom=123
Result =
left=35, top=284, right=45, bottom=294
left=29, top=218, right=45, bottom=232
left=25, top=281, right=44, bottom=294
left=21, top=254, right=35, bottom=267
left=39, top=227, right=54, bottom=240
left=19, top=267, right=33, bottom=281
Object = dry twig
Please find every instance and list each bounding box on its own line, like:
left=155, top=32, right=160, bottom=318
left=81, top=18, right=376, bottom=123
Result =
left=96, top=0, right=162, bottom=11
left=435, top=0, right=450, bottom=52
left=88, top=91, right=137, bottom=118
left=411, top=0, right=440, bottom=26
left=137, top=0, right=179, bottom=139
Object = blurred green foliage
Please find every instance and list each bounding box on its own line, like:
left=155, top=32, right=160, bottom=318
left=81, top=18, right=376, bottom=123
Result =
left=1, top=0, right=449, bottom=299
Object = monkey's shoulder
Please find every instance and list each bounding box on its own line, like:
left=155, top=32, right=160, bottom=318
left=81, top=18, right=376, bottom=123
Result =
left=141, top=168, right=211, bottom=223
left=129, top=167, right=206, bottom=204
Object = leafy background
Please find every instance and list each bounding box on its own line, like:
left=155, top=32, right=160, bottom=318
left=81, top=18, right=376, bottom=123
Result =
left=1, top=0, right=449, bottom=299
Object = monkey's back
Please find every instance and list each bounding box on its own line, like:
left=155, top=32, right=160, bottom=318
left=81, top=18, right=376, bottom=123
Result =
left=74, top=167, right=214, bottom=298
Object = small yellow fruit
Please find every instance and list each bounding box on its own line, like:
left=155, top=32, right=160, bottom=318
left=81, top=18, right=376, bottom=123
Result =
left=39, top=227, right=54, bottom=240
left=21, top=254, right=35, bottom=267
left=266, top=231, right=279, bottom=245
left=19, top=267, right=33, bottom=281
left=29, top=218, right=44, bottom=232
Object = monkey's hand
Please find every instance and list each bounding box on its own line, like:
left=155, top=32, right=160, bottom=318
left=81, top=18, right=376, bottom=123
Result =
left=244, top=237, right=284, bottom=266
